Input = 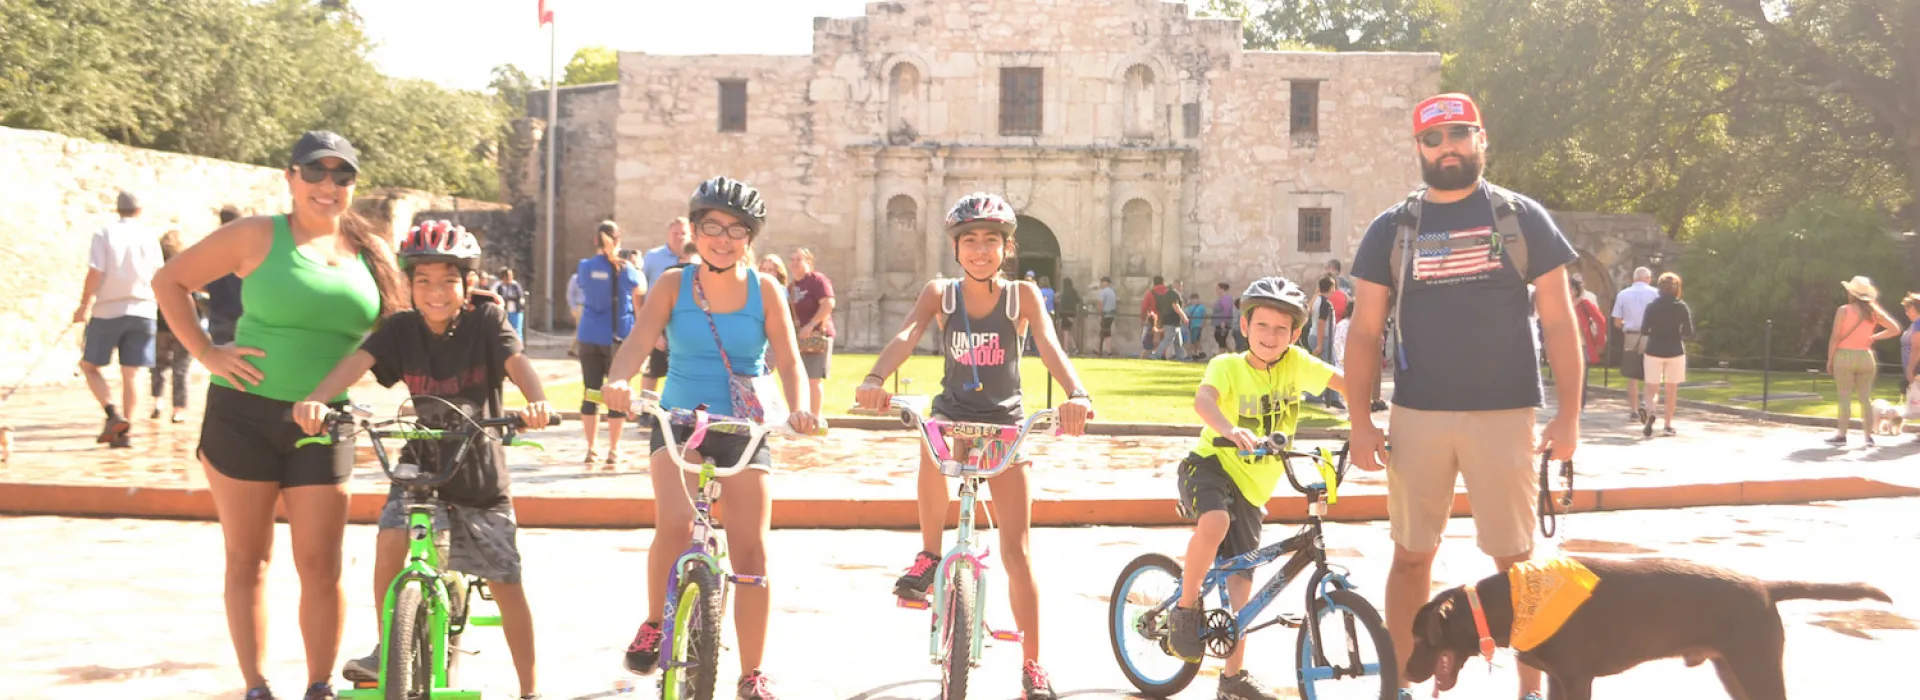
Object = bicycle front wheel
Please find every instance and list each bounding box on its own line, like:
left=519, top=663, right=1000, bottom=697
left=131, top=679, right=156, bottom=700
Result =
left=663, top=561, right=724, bottom=700
left=1296, top=588, right=1396, bottom=700
left=1108, top=553, right=1199, bottom=696
left=940, top=566, right=977, bottom=700
left=383, top=580, right=432, bottom=700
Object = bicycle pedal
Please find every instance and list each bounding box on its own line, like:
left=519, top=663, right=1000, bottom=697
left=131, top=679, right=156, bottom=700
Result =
left=897, top=597, right=932, bottom=610
left=352, top=681, right=378, bottom=689
left=728, top=574, right=767, bottom=587
left=989, top=629, right=1023, bottom=643
left=467, top=615, right=503, bottom=627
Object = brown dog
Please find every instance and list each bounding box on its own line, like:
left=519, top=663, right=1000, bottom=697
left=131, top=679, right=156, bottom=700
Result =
left=1404, top=556, right=1889, bottom=700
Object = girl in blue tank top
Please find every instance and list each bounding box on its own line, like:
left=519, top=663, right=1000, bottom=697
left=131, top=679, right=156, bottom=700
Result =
left=597, top=177, right=817, bottom=700
left=853, top=192, right=1095, bottom=699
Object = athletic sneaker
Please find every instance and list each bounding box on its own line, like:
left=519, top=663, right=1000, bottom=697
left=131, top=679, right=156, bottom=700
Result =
left=737, top=670, right=778, bottom=700
left=97, top=415, right=129, bottom=444
left=1021, top=660, right=1057, bottom=700
left=1216, top=670, right=1280, bottom=700
left=243, top=687, right=274, bottom=700
left=623, top=620, right=663, bottom=675
left=1167, top=604, right=1205, bottom=661
left=302, top=683, right=336, bottom=700
left=342, top=647, right=379, bottom=682
left=893, top=550, right=939, bottom=600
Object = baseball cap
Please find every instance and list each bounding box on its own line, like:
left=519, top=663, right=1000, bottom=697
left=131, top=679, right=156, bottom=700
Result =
left=116, top=191, right=140, bottom=212
left=1412, top=93, right=1482, bottom=135
left=289, top=131, right=360, bottom=170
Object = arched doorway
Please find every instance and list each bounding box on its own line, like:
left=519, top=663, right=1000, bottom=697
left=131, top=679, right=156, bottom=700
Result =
left=1009, top=215, right=1060, bottom=285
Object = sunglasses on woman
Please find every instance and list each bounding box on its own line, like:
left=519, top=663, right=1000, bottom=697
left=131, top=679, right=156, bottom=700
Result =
left=294, top=162, right=358, bottom=187
left=1418, top=124, right=1481, bottom=148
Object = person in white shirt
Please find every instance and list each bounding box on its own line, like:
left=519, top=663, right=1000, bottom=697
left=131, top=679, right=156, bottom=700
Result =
left=1097, top=276, right=1120, bottom=356
left=1610, top=266, right=1661, bottom=421
left=73, top=191, right=163, bottom=448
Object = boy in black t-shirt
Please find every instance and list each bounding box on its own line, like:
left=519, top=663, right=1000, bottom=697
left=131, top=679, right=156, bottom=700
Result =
left=293, top=221, right=552, bottom=700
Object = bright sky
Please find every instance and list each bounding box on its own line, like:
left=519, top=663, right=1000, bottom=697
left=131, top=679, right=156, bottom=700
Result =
left=358, top=0, right=875, bottom=91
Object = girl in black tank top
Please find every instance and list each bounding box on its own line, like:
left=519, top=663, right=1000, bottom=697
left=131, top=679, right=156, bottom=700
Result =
left=851, top=192, right=1097, bottom=697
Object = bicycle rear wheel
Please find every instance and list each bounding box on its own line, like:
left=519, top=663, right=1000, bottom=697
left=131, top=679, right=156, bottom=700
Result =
left=1108, top=553, right=1200, bottom=696
left=1295, top=588, right=1396, bottom=700
left=383, top=580, right=432, bottom=700
left=940, top=566, right=976, bottom=700
left=663, top=561, right=724, bottom=700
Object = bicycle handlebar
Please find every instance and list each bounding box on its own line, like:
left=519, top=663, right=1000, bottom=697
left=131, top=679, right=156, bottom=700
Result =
left=1210, top=432, right=1351, bottom=500
left=292, top=402, right=563, bottom=488
left=872, top=397, right=1056, bottom=479
left=630, top=390, right=820, bottom=478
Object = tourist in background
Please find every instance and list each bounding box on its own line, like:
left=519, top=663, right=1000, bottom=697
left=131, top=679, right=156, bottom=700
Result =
left=1825, top=276, right=1902, bottom=446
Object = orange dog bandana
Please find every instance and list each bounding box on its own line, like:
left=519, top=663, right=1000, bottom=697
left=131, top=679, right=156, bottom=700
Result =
left=1507, top=557, right=1599, bottom=652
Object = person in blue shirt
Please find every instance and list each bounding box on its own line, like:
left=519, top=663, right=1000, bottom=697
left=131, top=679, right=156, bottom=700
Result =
left=574, top=220, right=645, bottom=468
left=639, top=218, right=694, bottom=392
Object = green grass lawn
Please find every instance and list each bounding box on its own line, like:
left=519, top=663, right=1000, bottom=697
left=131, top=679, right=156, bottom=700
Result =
left=1575, top=365, right=1906, bottom=419
left=511, top=352, right=1349, bottom=428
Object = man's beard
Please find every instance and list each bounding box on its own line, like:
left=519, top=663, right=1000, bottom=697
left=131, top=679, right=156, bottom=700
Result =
left=1420, top=150, right=1485, bottom=190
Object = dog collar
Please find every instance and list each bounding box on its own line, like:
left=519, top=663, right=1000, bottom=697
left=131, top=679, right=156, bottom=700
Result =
left=1463, top=584, right=1497, bottom=663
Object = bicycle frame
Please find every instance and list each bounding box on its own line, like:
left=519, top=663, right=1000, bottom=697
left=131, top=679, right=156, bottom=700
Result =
left=1152, top=446, right=1357, bottom=644
left=312, top=400, right=550, bottom=700
left=884, top=399, right=1056, bottom=665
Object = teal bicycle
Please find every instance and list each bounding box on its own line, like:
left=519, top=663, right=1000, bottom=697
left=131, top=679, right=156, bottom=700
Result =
left=853, top=397, right=1055, bottom=700
left=1108, top=434, right=1396, bottom=700
left=297, top=398, right=558, bottom=700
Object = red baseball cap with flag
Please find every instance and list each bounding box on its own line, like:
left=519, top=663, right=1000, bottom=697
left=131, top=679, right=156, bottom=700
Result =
left=1412, top=93, right=1482, bottom=134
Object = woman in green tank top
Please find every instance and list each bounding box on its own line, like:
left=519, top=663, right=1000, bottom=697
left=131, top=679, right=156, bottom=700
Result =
left=152, top=131, right=406, bottom=700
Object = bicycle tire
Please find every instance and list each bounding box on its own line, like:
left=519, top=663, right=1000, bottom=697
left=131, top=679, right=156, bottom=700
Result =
left=663, top=561, right=723, bottom=700
left=940, top=566, right=976, bottom=700
left=384, top=580, right=432, bottom=700
left=1295, top=588, right=1396, bottom=700
left=1107, top=553, right=1200, bottom=697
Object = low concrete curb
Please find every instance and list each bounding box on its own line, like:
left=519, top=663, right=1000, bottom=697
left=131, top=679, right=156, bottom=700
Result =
left=5, top=475, right=1912, bottom=529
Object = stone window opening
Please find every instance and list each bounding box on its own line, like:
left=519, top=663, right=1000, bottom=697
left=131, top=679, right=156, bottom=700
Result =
left=883, top=194, right=920, bottom=274
left=1123, top=64, right=1155, bottom=139
left=1000, top=67, right=1044, bottom=136
left=1298, top=207, right=1331, bottom=253
left=1290, top=80, right=1319, bottom=147
left=1182, top=102, right=1201, bottom=139
left=719, top=79, right=748, bottom=133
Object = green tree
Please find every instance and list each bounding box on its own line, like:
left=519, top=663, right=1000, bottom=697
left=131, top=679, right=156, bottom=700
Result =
left=1681, top=198, right=1912, bottom=362
left=562, top=45, right=618, bottom=86
left=1201, top=0, right=1454, bottom=52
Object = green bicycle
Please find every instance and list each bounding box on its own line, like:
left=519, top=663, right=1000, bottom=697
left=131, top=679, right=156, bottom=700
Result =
left=298, top=399, right=559, bottom=700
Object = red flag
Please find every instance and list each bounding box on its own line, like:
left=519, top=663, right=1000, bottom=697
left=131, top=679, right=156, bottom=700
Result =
left=538, top=0, right=553, bottom=26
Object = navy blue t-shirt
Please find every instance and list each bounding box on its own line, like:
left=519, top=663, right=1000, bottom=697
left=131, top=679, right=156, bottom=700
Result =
left=1351, top=182, right=1577, bottom=411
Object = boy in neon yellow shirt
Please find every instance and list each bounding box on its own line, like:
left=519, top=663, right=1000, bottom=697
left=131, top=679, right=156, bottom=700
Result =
left=1167, top=276, right=1347, bottom=700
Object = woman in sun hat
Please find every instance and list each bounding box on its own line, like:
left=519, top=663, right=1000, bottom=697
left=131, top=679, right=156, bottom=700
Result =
left=1825, top=276, right=1903, bottom=446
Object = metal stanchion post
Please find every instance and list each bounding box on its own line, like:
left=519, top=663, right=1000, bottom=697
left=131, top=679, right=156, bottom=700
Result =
left=1762, top=319, right=1772, bottom=414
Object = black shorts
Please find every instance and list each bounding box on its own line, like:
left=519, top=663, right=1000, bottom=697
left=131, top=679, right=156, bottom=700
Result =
left=199, top=385, right=351, bottom=487
left=1214, top=325, right=1230, bottom=348
left=648, top=423, right=773, bottom=470
left=576, top=342, right=628, bottom=419
left=1100, top=315, right=1116, bottom=338
left=1176, top=454, right=1264, bottom=569
left=643, top=346, right=670, bottom=380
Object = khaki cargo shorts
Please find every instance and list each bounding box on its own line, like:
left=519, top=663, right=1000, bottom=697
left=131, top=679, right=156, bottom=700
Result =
left=1386, top=406, right=1538, bottom=558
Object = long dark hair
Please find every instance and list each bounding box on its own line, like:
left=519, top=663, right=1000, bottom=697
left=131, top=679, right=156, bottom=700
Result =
left=341, top=209, right=408, bottom=319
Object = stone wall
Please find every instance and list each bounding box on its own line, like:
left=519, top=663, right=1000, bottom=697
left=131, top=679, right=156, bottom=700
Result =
left=0, top=128, right=517, bottom=390
left=1552, top=211, right=1677, bottom=313
left=0, top=126, right=288, bottom=388
left=521, top=82, right=620, bottom=331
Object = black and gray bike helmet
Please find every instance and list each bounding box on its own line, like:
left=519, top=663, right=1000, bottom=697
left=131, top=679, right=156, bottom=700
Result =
left=1240, top=276, right=1310, bottom=326
left=688, top=176, right=767, bottom=235
left=944, top=192, right=1018, bottom=237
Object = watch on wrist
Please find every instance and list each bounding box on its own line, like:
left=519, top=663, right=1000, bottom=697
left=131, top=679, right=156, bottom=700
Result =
left=1068, top=390, right=1091, bottom=402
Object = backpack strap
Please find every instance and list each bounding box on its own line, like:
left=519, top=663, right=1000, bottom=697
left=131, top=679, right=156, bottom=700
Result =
left=1486, top=182, right=1529, bottom=281
left=939, top=277, right=1022, bottom=325
left=1386, top=189, right=1424, bottom=371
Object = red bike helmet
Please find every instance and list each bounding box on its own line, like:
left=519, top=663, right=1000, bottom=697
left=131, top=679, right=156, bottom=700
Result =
left=400, top=220, right=483, bottom=269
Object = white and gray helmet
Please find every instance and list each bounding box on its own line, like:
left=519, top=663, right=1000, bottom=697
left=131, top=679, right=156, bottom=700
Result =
left=1240, top=276, right=1310, bottom=325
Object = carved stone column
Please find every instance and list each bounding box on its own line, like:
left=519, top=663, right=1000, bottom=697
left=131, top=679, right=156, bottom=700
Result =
left=848, top=146, right=882, bottom=350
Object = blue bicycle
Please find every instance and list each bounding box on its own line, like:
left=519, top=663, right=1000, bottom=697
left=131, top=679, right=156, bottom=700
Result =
left=1108, top=435, right=1396, bottom=699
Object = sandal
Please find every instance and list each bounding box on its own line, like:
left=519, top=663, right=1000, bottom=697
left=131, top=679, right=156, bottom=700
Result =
left=584, top=448, right=599, bottom=465
left=605, top=448, right=622, bottom=467
left=1823, top=434, right=1847, bottom=446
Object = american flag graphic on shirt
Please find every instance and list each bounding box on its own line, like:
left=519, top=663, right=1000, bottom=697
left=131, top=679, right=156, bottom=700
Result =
left=1412, top=226, right=1505, bottom=283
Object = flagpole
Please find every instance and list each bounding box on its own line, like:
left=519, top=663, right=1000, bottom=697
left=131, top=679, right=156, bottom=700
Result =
left=543, top=13, right=559, bottom=334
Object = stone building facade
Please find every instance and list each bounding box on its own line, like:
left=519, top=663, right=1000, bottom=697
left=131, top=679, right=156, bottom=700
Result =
left=516, top=0, right=1442, bottom=347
